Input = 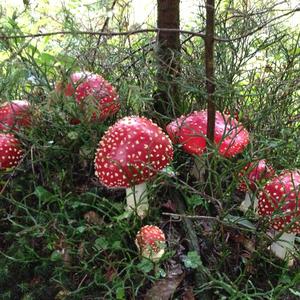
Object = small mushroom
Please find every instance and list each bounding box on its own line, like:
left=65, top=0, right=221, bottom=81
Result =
left=257, top=170, right=300, bottom=265
left=166, top=110, right=249, bottom=180
left=94, top=116, right=173, bottom=218
left=135, top=225, right=166, bottom=262
left=57, top=72, right=120, bottom=122
left=238, top=159, right=275, bottom=213
left=0, top=133, right=23, bottom=170
left=0, top=100, right=31, bottom=131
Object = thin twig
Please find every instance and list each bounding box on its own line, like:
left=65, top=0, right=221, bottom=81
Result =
left=162, top=212, right=218, bottom=220
left=1, top=7, right=298, bottom=42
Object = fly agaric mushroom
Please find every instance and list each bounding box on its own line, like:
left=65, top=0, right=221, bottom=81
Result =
left=0, top=100, right=31, bottom=131
left=257, top=170, right=300, bottom=264
left=238, top=159, right=275, bottom=213
left=0, top=133, right=23, bottom=169
left=56, top=72, right=120, bottom=122
left=135, top=225, right=166, bottom=262
left=166, top=110, right=249, bottom=180
left=94, top=116, right=173, bottom=218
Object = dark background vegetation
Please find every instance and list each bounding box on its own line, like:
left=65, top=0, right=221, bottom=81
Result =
left=0, top=0, right=299, bottom=299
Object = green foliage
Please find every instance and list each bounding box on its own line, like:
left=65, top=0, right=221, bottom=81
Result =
left=0, top=0, right=299, bottom=299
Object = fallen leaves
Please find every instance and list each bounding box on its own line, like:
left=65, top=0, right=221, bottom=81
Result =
left=144, top=273, right=185, bottom=300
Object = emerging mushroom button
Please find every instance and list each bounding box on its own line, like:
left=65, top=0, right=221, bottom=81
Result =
left=0, top=133, right=23, bottom=170
left=94, top=116, right=173, bottom=217
left=135, top=225, right=166, bottom=262
left=257, top=170, right=300, bottom=263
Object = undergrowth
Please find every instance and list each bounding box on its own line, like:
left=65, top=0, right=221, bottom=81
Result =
left=0, top=1, right=299, bottom=299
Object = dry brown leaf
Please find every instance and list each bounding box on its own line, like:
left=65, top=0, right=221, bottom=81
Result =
left=182, top=286, right=195, bottom=300
left=84, top=210, right=103, bottom=225
left=144, top=274, right=184, bottom=300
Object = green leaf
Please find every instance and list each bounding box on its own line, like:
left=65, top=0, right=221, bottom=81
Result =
left=116, top=287, right=125, bottom=299
left=112, top=241, right=121, bottom=250
left=137, top=258, right=154, bottom=273
left=182, top=251, right=202, bottom=269
left=289, top=288, right=300, bottom=296
left=50, top=250, right=62, bottom=262
left=34, top=186, right=53, bottom=203
left=224, top=214, right=256, bottom=230
left=39, top=53, right=55, bottom=64
left=113, top=211, right=131, bottom=221
left=76, top=226, right=86, bottom=234
left=94, top=237, right=109, bottom=250
left=186, top=195, right=207, bottom=210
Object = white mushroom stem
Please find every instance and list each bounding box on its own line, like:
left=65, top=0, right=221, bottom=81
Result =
left=126, top=183, right=148, bottom=218
left=268, top=231, right=296, bottom=266
left=141, top=247, right=165, bottom=262
left=190, top=158, right=205, bottom=182
left=239, top=192, right=258, bottom=214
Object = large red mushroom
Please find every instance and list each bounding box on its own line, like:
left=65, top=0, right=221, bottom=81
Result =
left=238, top=159, right=275, bottom=213
left=0, top=100, right=31, bottom=131
left=0, top=133, right=23, bottom=170
left=56, top=72, right=120, bottom=122
left=94, top=116, right=173, bottom=218
left=166, top=110, right=249, bottom=180
left=257, top=170, right=300, bottom=264
left=135, top=225, right=166, bottom=261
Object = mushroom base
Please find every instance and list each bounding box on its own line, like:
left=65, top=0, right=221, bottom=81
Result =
left=239, top=192, right=258, bottom=214
left=126, top=183, right=148, bottom=218
left=190, top=158, right=205, bottom=182
left=140, top=248, right=165, bottom=263
left=269, top=231, right=296, bottom=266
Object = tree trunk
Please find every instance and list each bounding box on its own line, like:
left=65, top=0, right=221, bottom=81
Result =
left=205, top=0, right=216, bottom=143
left=154, top=0, right=181, bottom=125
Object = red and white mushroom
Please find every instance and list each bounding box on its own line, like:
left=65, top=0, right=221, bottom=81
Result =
left=94, top=116, right=173, bottom=218
left=0, top=100, right=31, bottom=131
left=166, top=110, right=249, bottom=180
left=238, top=159, right=275, bottom=213
left=0, top=133, right=23, bottom=170
left=56, top=72, right=120, bottom=122
left=135, top=225, right=166, bottom=261
left=257, top=170, right=300, bottom=264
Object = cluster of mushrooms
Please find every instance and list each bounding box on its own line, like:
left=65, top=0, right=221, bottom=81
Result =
left=1, top=71, right=299, bottom=265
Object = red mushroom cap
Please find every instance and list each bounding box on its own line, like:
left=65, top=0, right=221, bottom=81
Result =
left=135, top=225, right=166, bottom=257
left=59, top=72, right=120, bottom=121
left=257, top=170, right=300, bottom=234
left=166, top=110, right=249, bottom=158
left=94, top=116, right=173, bottom=188
left=0, top=100, right=31, bottom=131
left=0, top=133, right=23, bottom=169
left=238, top=159, right=275, bottom=192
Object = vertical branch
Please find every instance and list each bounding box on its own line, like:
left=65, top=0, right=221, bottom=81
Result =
left=205, top=0, right=216, bottom=143
left=155, top=0, right=181, bottom=124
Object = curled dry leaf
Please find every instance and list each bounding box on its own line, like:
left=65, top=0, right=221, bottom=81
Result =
left=55, top=290, right=70, bottom=300
left=144, top=273, right=184, bottom=300
left=84, top=210, right=103, bottom=225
